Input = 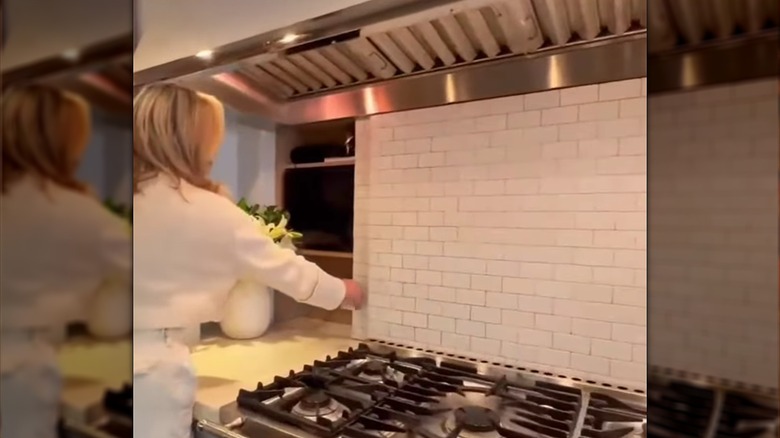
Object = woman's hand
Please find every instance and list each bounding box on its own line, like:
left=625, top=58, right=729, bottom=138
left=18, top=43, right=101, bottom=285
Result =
left=341, top=279, right=364, bottom=310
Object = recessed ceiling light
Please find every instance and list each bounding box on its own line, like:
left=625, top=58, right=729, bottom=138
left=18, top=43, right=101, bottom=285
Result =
left=279, top=33, right=302, bottom=44
left=195, top=50, right=213, bottom=60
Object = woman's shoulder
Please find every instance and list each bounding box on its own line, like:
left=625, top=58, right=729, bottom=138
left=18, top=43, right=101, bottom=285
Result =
left=134, top=177, right=246, bottom=222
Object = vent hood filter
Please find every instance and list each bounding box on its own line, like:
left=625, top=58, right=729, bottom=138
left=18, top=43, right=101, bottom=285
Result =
left=190, top=0, right=775, bottom=106
left=649, top=0, right=777, bottom=52
left=230, top=0, right=645, bottom=100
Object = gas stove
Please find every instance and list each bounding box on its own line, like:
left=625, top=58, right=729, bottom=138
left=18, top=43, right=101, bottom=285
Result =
left=647, top=374, right=779, bottom=438
left=62, top=384, right=132, bottom=438
left=195, top=342, right=647, bottom=438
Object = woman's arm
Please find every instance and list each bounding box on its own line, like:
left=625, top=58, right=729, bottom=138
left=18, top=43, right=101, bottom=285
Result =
left=232, top=214, right=351, bottom=310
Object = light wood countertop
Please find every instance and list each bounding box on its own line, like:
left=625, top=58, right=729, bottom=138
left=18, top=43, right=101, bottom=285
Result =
left=56, top=318, right=356, bottom=425
left=191, top=318, right=357, bottom=424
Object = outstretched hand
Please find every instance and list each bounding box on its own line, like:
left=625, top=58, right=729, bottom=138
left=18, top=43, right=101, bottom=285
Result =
left=341, top=279, right=364, bottom=310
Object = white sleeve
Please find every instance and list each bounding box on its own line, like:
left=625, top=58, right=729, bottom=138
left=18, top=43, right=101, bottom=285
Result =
left=97, top=210, right=132, bottom=280
left=233, top=214, right=346, bottom=310
left=215, top=183, right=234, bottom=201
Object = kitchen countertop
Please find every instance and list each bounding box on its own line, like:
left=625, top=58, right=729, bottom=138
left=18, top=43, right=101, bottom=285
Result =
left=59, top=336, right=131, bottom=424
left=57, top=317, right=357, bottom=425
left=192, top=317, right=357, bottom=424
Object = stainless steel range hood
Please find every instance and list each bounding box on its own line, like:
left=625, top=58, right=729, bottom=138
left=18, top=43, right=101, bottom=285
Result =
left=135, top=0, right=649, bottom=124
left=133, top=0, right=775, bottom=124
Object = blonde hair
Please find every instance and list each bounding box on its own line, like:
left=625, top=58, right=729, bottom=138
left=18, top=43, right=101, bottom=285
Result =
left=1, top=85, right=90, bottom=193
left=133, top=83, right=224, bottom=194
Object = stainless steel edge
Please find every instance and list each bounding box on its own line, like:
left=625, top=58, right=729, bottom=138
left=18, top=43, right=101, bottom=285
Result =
left=194, top=419, right=248, bottom=438
left=650, top=365, right=780, bottom=399
left=364, top=340, right=647, bottom=406
left=231, top=34, right=645, bottom=124
left=133, top=0, right=471, bottom=85
left=647, top=31, right=779, bottom=94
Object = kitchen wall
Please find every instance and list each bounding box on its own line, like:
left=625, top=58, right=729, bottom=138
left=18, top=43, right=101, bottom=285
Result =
left=648, top=78, right=778, bottom=390
left=353, top=79, right=647, bottom=389
left=210, top=109, right=276, bottom=203
left=77, top=111, right=132, bottom=204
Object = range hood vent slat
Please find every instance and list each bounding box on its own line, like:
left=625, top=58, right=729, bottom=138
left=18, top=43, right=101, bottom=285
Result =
left=321, top=45, right=369, bottom=82
left=463, top=9, right=502, bottom=58
left=274, top=58, right=322, bottom=91
left=437, top=14, right=478, bottom=62
left=260, top=63, right=309, bottom=94
left=415, top=21, right=457, bottom=66
left=344, top=39, right=397, bottom=79
left=289, top=53, right=338, bottom=88
left=368, top=33, right=416, bottom=74
left=390, top=27, right=437, bottom=70
left=302, top=51, right=353, bottom=85
left=532, top=0, right=573, bottom=46
left=240, top=65, right=295, bottom=98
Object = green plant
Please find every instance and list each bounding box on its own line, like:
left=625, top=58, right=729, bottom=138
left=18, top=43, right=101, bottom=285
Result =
left=237, top=198, right=301, bottom=244
left=104, top=199, right=132, bottom=224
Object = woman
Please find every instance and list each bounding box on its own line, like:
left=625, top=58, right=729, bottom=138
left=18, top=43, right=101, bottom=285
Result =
left=133, top=83, right=363, bottom=437
left=0, top=85, right=132, bottom=438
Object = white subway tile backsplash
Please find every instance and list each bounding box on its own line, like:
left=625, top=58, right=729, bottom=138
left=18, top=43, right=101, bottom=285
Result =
left=591, top=339, right=633, bottom=361
left=554, top=333, right=591, bottom=354
left=561, top=85, right=599, bottom=106
left=356, top=81, right=647, bottom=389
left=579, top=102, right=620, bottom=121
left=525, top=90, right=561, bottom=109
left=457, top=319, right=486, bottom=337
left=647, top=79, right=778, bottom=390
left=598, top=79, right=642, bottom=101
left=507, top=111, right=542, bottom=129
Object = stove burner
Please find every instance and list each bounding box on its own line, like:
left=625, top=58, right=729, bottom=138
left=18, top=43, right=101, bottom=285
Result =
left=363, top=361, right=387, bottom=377
left=454, top=406, right=498, bottom=432
left=299, top=391, right=332, bottom=411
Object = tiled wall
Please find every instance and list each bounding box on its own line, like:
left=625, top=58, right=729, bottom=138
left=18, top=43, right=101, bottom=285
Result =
left=352, top=79, right=648, bottom=389
left=648, top=79, right=778, bottom=390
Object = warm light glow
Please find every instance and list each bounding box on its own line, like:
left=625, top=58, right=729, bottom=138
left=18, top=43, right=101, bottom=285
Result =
left=195, top=50, right=214, bottom=60
left=62, top=49, right=80, bottom=61
left=548, top=55, right=563, bottom=88
left=445, top=73, right=457, bottom=103
left=279, top=33, right=302, bottom=44
left=362, top=88, right=378, bottom=114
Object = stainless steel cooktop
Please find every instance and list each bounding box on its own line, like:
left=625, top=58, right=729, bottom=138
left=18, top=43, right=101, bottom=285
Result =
left=195, top=342, right=647, bottom=438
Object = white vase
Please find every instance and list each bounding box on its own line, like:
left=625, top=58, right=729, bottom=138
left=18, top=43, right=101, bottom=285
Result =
left=86, top=281, right=131, bottom=340
left=219, top=281, right=275, bottom=339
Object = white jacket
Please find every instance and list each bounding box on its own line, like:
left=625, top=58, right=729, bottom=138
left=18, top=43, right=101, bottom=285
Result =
left=0, top=175, right=131, bottom=330
left=132, top=175, right=346, bottom=330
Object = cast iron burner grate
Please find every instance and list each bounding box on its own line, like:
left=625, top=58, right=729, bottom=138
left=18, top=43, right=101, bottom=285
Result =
left=103, top=383, right=132, bottom=419
left=342, top=361, right=582, bottom=438
left=579, top=392, right=646, bottom=438
left=647, top=377, right=779, bottom=438
left=716, top=392, right=779, bottom=437
left=237, top=372, right=378, bottom=435
left=235, top=343, right=645, bottom=438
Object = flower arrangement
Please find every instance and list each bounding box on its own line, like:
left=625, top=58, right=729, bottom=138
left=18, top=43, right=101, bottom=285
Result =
left=237, top=198, right=302, bottom=245
left=104, top=199, right=132, bottom=224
